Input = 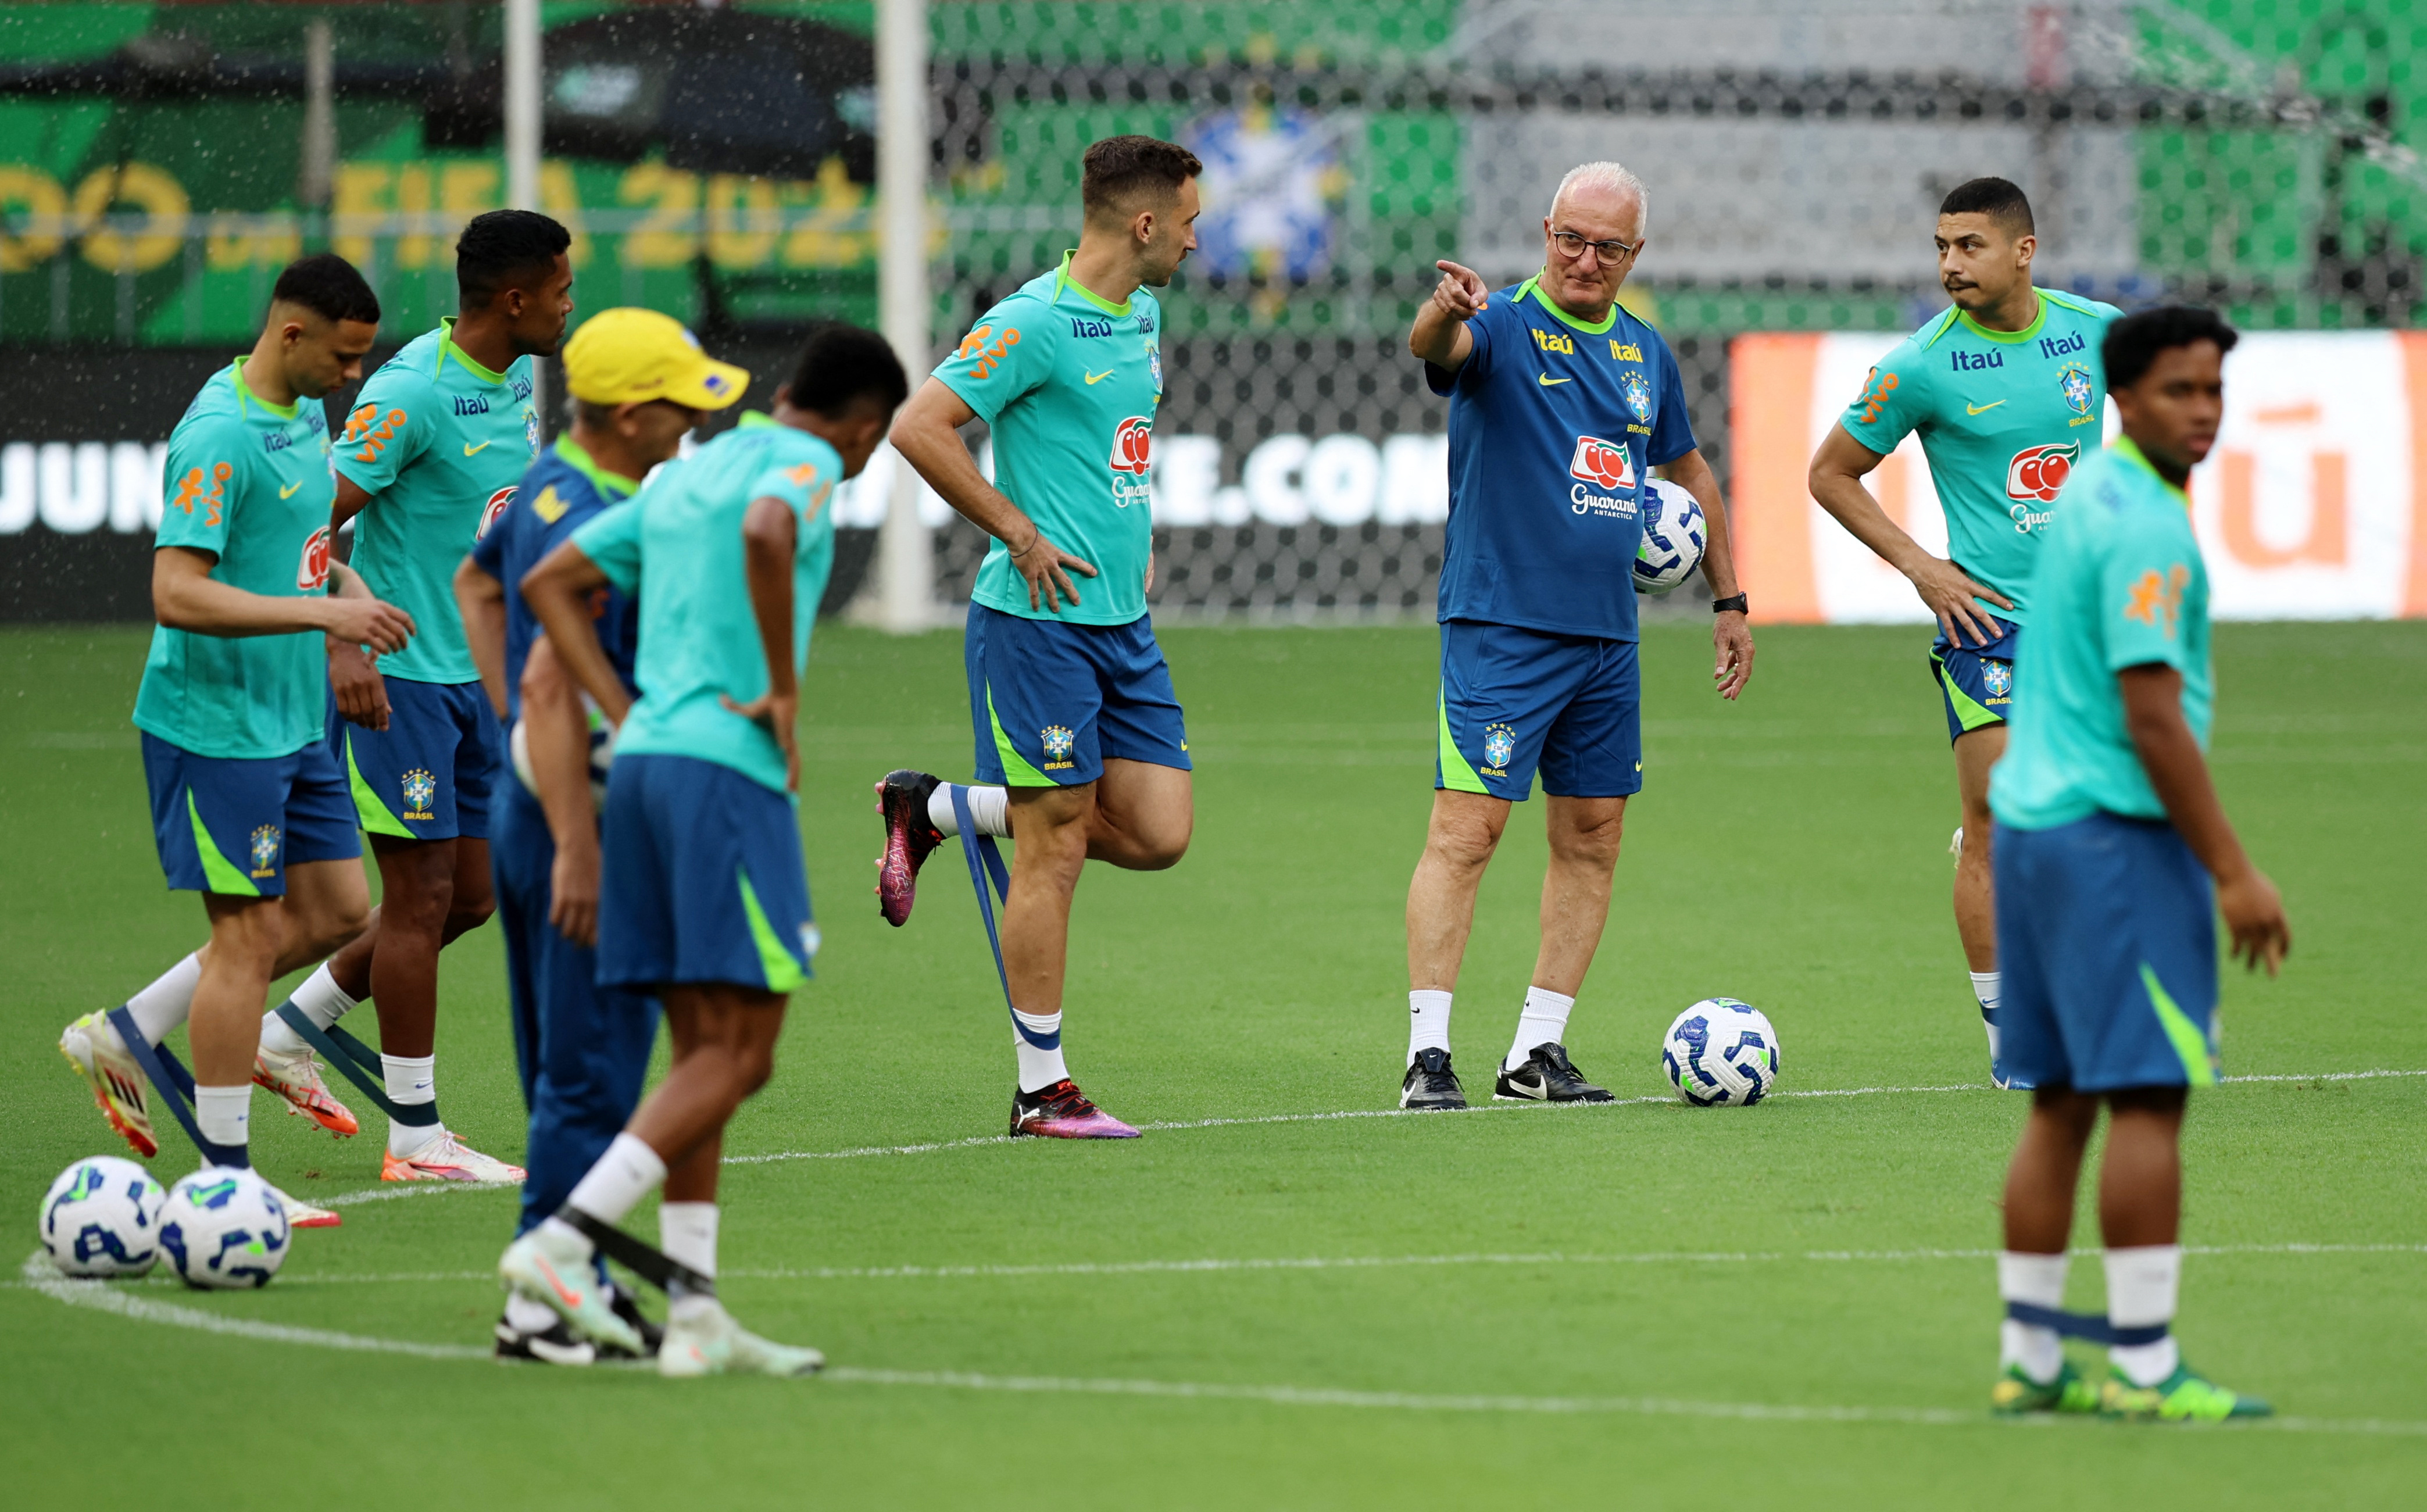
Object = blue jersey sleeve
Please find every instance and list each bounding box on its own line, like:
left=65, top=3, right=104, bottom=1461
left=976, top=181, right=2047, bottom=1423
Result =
left=155, top=411, right=255, bottom=559
left=333, top=364, right=437, bottom=495
left=1646, top=337, right=1697, bottom=467
left=933, top=292, right=1055, bottom=426
left=1425, top=294, right=1507, bottom=397
left=571, top=499, right=644, bottom=596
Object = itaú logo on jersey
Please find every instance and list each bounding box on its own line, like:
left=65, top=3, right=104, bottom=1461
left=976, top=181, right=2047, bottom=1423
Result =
left=1567, top=434, right=1639, bottom=515
left=296, top=524, right=331, bottom=590
left=476, top=485, right=515, bottom=540
left=1109, top=416, right=1153, bottom=477
left=2006, top=442, right=2079, bottom=505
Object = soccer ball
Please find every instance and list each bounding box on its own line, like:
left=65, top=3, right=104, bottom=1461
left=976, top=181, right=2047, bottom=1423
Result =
left=159, top=1167, right=290, bottom=1290
left=38, top=1156, right=166, bottom=1277
left=1634, top=478, right=1707, bottom=594
left=509, top=694, right=617, bottom=811
left=1661, top=998, right=1782, bottom=1106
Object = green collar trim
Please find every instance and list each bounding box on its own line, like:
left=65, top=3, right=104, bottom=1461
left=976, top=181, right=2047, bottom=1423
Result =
left=228, top=358, right=299, bottom=421
left=737, top=410, right=777, bottom=430
left=1517, top=275, right=1619, bottom=335
left=2110, top=435, right=2189, bottom=506
left=1054, top=251, right=1134, bottom=317
left=552, top=435, right=638, bottom=497
left=436, top=317, right=510, bottom=385
left=1954, top=291, right=2049, bottom=345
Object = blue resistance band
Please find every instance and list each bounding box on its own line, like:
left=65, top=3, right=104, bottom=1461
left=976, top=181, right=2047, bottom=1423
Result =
left=951, top=784, right=1055, bottom=1049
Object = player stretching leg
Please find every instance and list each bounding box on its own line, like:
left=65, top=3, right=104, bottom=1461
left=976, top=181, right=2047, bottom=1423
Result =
left=1989, top=308, right=2281, bottom=1421
left=1397, top=162, right=1753, bottom=1110
left=58, top=255, right=411, bottom=1224
left=457, top=309, right=744, bottom=1363
left=1807, top=178, right=2121, bottom=1087
left=259, top=211, right=573, bottom=1182
left=503, top=325, right=906, bottom=1374
left=878, top=136, right=1202, bottom=1139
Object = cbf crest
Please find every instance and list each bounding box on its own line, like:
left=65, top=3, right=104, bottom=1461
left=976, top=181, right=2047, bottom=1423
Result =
left=2057, top=363, right=2095, bottom=419
left=1040, top=725, right=1077, bottom=767
left=1982, top=660, right=2014, bottom=699
left=401, top=767, right=438, bottom=821
left=249, top=824, right=282, bottom=879
left=1482, top=723, right=1517, bottom=772
left=1619, top=368, right=1653, bottom=423
left=523, top=406, right=542, bottom=457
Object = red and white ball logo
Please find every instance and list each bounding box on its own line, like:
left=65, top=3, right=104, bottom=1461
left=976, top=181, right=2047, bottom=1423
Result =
left=477, top=485, right=516, bottom=539
left=1108, top=416, right=1153, bottom=476
left=1568, top=434, right=1637, bottom=492
left=296, top=525, right=332, bottom=591
left=2006, top=442, right=2079, bottom=503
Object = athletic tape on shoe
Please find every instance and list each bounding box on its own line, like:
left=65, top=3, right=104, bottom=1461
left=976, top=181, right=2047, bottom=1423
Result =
left=2004, top=1300, right=2169, bottom=1347
left=270, top=1003, right=441, bottom=1126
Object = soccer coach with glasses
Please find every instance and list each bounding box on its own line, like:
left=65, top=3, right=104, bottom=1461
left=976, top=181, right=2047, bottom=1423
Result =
left=1396, top=160, right=1754, bottom=1111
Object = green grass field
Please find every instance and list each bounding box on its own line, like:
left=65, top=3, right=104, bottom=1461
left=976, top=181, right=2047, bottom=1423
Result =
left=5, top=620, right=2424, bottom=1507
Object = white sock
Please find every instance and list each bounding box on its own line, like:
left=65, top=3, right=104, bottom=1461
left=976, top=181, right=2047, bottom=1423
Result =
left=1997, top=1250, right=2068, bottom=1382
left=504, top=1291, right=560, bottom=1332
left=661, top=1200, right=720, bottom=1320
left=194, top=1084, right=252, bottom=1157
left=381, top=1053, right=441, bottom=1157
left=123, top=952, right=202, bottom=1046
left=2104, top=1244, right=2183, bottom=1386
left=1505, top=985, right=1576, bottom=1072
left=928, top=782, right=1010, bottom=839
left=260, top=963, right=359, bottom=1056
left=564, top=1132, right=667, bottom=1228
left=1011, top=1010, right=1068, bottom=1093
left=1971, top=970, right=2002, bottom=1064
left=1408, top=989, right=1452, bottom=1066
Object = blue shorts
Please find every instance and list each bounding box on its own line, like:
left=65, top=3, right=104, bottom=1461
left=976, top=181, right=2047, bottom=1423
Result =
left=966, top=603, right=1191, bottom=787
left=141, top=731, right=360, bottom=897
left=1996, top=812, right=2221, bottom=1092
left=331, top=678, right=502, bottom=842
left=1929, top=613, right=2021, bottom=743
left=597, top=753, right=814, bottom=993
left=1437, top=620, right=1642, bottom=800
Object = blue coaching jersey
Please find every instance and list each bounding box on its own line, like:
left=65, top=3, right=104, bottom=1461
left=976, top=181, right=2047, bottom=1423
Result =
left=1426, top=278, right=1696, bottom=641
left=469, top=435, right=641, bottom=725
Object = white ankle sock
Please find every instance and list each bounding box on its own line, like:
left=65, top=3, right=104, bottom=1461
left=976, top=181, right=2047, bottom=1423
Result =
left=929, top=782, right=1010, bottom=838
left=260, top=963, right=359, bottom=1056
left=1407, top=989, right=1452, bottom=1066
left=381, top=1054, right=440, bottom=1157
left=1505, top=985, right=1576, bottom=1072
left=194, top=1084, right=252, bottom=1157
left=660, top=1202, right=719, bottom=1279
left=564, top=1132, right=667, bottom=1227
left=123, top=953, right=202, bottom=1046
left=1971, top=970, right=2002, bottom=1064
left=2104, top=1245, right=2182, bottom=1386
left=1997, top=1250, right=2068, bottom=1382
left=1011, top=1010, right=1068, bottom=1093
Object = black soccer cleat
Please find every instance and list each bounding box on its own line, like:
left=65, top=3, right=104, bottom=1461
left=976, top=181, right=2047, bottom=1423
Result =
left=1494, top=1042, right=1615, bottom=1103
left=1400, top=1046, right=1467, bottom=1110
left=875, top=769, right=946, bottom=927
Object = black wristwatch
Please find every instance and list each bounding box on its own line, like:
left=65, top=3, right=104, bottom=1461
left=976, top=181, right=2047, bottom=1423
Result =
left=1712, top=593, right=1748, bottom=615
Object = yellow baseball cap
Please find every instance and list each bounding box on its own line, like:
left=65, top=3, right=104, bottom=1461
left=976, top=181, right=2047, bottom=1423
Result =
left=562, top=308, right=749, bottom=410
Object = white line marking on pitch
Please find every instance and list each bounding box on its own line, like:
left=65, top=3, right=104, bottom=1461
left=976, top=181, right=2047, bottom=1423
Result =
left=17, top=1253, right=486, bottom=1360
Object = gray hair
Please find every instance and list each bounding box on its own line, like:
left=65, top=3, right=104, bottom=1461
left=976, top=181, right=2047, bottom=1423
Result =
left=1552, top=160, right=1649, bottom=230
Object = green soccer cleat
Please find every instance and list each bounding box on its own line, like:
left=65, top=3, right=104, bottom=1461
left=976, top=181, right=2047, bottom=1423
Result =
left=2100, top=1361, right=2273, bottom=1422
left=1990, top=1360, right=2100, bottom=1416
left=657, top=1302, right=824, bottom=1379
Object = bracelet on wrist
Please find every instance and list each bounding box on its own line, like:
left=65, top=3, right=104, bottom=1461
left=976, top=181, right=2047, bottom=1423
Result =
left=1712, top=593, right=1749, bottom=615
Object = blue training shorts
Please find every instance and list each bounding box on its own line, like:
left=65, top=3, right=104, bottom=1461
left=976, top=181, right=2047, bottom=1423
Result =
left=141, top=731, right=360, bottom=896
left=1996, top=811, right=2222, bottom=1092
left=966, top=602, right=1191, bottom=788
left=597, top=753, right=815, bottom=993
left=1437, top=619, right=1642, bottom=801
left=331, top=677, right=502, bottom=842
left=1929, top=612, right=2021, bottom=744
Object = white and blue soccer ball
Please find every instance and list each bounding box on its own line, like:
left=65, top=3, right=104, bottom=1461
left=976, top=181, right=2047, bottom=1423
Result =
left=1634, top=478, right=1708, bottom=594
left=159, top=1167, right=289, bottom=1290
left=39, top=1156, right=166, bottom=1277
left=509, top=694, right=617, bottom=812
left=1662, top=998, right=1782, bottom=1106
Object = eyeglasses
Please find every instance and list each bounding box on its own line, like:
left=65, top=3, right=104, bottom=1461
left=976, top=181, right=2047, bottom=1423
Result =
left=1550, top=229, right=1641, bottom=264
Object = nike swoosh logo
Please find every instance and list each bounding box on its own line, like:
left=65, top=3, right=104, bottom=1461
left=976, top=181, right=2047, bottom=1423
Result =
left=1966, top=400, right=2006, bottom=416
left=1538, top=374, right=1571, bottom=387
left=1084, top=370, right=1115, bottom=385
left=278, top=481, right=303, bottom=498
left=463, top=441, right=494, bottom=456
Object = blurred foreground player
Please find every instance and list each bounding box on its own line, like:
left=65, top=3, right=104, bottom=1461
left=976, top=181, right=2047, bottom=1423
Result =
left=502, top=324, right=905, bottom=1375
left=456, top=308, right=745, bottom=1363
left=1988, top=306, right=2284, bottom=1421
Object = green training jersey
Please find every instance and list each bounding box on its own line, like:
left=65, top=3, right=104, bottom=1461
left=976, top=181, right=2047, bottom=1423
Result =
left=1989, top=438, right=2212, bottom=832
left=1839, top=289, right=2122, bottom=624
left=337, top=319, right=539, bottom=684
left=933, top=252, right=1161, bottom=627
left=573, top=413, right=838, bottom=795
left=133, top=359, right=339, bottom=759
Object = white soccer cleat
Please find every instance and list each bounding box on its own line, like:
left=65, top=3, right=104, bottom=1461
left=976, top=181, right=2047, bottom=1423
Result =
left=253, top=1042, right=360, bottom=1139
left=58, top=1012, right=158, bottom=1159
left=657, top=1302, right=824, bottom=1379
left=382, top=1129, right=526, bottom=1182
left=498, top=1226, right=643, bottom=1356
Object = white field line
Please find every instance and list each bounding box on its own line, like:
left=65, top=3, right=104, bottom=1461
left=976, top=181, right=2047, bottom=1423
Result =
left=16, top=1253, right=487, bottom=1360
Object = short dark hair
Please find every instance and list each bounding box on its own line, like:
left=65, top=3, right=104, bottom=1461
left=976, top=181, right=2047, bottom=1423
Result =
left=270, top=252, right=379, bottom=326
left=1939, top=176, right=2034, bottom=237
left=455, top=209, right=571, bottom=309
left=784, top=323, right=909, bottom=419
left=1081, top=135, right=1203, bottom=219
left=2101, top=305, right=2239, bottom=392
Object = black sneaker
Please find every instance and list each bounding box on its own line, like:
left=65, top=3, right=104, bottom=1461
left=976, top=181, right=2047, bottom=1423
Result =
left=876, top=769, right=946, bottom=926
left=495, top=1311, right=598, bottom=1366
left=1494, top=1042, right=1615, bottom=1103
left=1400, top=1047, right=1467, bottom=1110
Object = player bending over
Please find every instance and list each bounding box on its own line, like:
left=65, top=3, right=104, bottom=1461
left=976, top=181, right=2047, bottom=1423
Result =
left=455, top=308, right=745, bottom=1363
left=1807, top=177, right=2121, bottom=1087
left=58, top=255, right=410, bottom=1222
left=502, top=324, right=906, bottom=1376
left=1396, top=161, right=1753, bottom=1110
left=1988, top=306, right=2283, bottom=1421
left=873, top=135, right=1202, bottom=1138
left=256, top=210, right=574, bottom=1183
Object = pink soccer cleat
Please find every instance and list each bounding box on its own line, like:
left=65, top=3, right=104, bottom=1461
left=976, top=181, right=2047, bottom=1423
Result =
left=874, top=770, right=946, bottom=927
left=1010, top=1079, right=1140, bottom=1139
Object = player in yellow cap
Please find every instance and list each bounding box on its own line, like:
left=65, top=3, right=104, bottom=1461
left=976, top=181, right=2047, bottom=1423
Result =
left=449, top=308, right=745, bottom=1362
